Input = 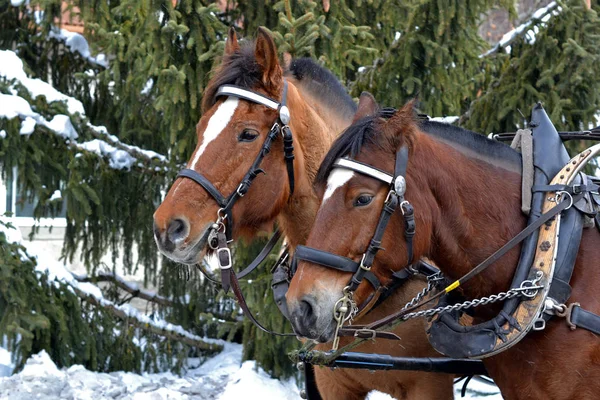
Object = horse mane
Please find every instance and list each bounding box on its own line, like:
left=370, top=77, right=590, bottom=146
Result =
left=315, top=108, right=522, bottom=187
left=286, top=58, right=357, bottom=122
left=202, top=42, right=356, bottom=121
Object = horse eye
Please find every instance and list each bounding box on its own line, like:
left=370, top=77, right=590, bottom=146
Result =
left=353, top=194, right=373, bottom=207
left=238, top=129, right=259, bottom=142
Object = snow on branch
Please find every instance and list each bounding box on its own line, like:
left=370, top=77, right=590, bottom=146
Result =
left=1, top=221, right=222, bottom=352
left=0, top=50, right=168, bottom=170
left=481, top=2, right=561, bottom=57
left=72, top=271, right=175, bottom=308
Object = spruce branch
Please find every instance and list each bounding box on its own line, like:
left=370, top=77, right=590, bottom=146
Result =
left=72, top=272, right=175, bottom=307
left=481, top=2, right=560, bottom=57
left=72, top=285, right=223, bottom=351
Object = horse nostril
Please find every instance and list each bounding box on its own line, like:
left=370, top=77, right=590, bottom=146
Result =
left=299, top=297, right=317, bottom=324
left=166, top=218, right=189, bottom=245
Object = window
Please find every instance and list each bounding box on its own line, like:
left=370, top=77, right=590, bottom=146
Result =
left=1, top=168, right=67, bottom=227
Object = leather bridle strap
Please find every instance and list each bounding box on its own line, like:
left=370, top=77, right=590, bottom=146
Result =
left=294, top=246, right=382, bottom=291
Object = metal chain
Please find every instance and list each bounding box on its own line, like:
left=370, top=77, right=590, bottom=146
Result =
left=402, top=286, right=540, bottom=321
left=401, top=272, right=443, bottom=311
left=402, top=271, right=545, bottom=321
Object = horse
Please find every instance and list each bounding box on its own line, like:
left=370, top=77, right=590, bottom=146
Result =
left=286, top=95, right=600, bottom=399
left=153, top=28, right=454, bottom=399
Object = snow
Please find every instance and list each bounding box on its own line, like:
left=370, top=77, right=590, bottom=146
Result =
left=0, top=344, right=300, bottom=400
left=482, top=2, right=560, bottom=57
left=79, top=139, right=136, bottom=170
left=0, top=50, right=84, bottom=115
left=19, top=116, right=36, bottom=135
left=0, top=348, right=13, bottom=378
left=49, top=190, right=62, bottom=201
left=0, top=50, right=167, bottom=169
left=48, top=28, right=108, bottom=68
left=429, top=115, right=459, bottom=124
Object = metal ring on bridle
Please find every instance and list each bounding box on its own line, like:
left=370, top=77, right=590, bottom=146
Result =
left=556, top=190, right=573, bottom=209
left=400, top=200, right=411, bottom=215
left=279, top=105, right=291, bottom=125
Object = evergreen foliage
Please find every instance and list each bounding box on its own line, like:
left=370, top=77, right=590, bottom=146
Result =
left=0, top=220, right=213, bottom=374
left=466, top=1, right=600, bottom=133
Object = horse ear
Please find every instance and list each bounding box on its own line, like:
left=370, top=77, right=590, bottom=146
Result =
left=385, top=100, right=418, bottom=146
left=353, top=92, right=379, bottom=123
left=255, top=27, right=282, bottom=91
left=225, top=27, right=240, bottom=55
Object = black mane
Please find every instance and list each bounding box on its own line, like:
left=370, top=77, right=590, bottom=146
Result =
left=203, top=41, right=356, bottom=121
left=315, top=112, right=521, bottom=186
left=287, top=58, right=357, bottom=121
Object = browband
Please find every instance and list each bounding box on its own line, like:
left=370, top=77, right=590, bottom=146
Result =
left=216, top=85, right=280, bottom=110
left=333, top=158, right=393, bottom=185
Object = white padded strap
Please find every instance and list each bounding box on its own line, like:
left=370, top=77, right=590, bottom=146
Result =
left=216, top=85, right=279, bottom=110
left=333, top=158, right=393, bottom=185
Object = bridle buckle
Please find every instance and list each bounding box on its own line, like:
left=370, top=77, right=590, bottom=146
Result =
left=359, top=254, right=371, bottom=271
left=353, top=328, right=377, bottom=340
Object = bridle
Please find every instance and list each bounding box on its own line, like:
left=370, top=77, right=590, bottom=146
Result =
left=293, top=145, right=419, bottom=349
left=175, top=80, right=298, bottom=337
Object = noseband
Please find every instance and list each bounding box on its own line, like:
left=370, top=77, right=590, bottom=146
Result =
left=293, top=146, right=418, bottom=349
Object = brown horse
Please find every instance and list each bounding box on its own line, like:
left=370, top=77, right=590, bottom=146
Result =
left=153, top=29, right=453, bottom=399
left=287, top=97, right=600, bottom=399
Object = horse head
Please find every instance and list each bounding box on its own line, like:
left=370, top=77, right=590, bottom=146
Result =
left=154, top=27, right=299, bottom=264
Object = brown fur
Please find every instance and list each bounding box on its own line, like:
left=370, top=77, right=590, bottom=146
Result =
left=291, top=101, right=600, bottom=399
left=154, top=31, right=454, bottom=399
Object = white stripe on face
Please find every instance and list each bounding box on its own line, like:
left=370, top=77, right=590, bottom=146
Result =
left=322, top=168, right=354, bottom=204
left=189, top=97, right=239, bottom=169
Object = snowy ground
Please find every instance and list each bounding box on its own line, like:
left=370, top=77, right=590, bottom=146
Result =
left=0, top=343, right=502, bottom=400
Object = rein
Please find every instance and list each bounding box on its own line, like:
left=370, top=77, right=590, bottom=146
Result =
left=176, top=81, right=296, bottom=337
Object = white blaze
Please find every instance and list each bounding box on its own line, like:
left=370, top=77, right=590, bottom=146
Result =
left=189, top=97, right=239, bottom=169
left=322, top=168, right=354, bottom=204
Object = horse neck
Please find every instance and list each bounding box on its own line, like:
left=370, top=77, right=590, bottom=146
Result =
left=276, top=82, right=350, bottom=248
left=411, top=131, right=526, bottom=298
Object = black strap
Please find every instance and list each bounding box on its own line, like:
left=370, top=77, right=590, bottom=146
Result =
left=236, top=229, right=282, bottom=279
left=294, top=246, right=381, bottom=290
left=177, top=169, right=228, bottom=207
left=228, top=265, right=296, bottom=337
left=282, top=126, right=295, bottom=196
left=532, top=183, right=599, bottom=194
left=570, top=305, right=600, bottom=335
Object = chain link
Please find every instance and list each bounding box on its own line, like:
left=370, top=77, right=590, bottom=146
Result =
left=402, top=286, right=539, bottom=321
left=401, top=272, right=442, bottom=311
